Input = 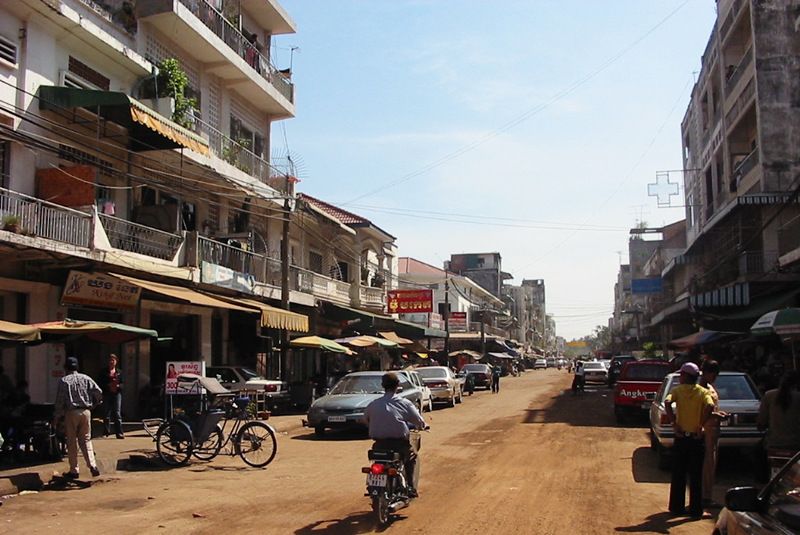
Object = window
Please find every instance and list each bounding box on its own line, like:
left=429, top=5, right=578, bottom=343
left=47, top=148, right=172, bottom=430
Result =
left=0, top=35, right=17, bottom=66
left=58, top=144, right=114, bottom=177
left=67, top=57, right=110, bottom=90
left=0, top=141, right=8, bottom=189
left=309, top=251, right=323, bottom=274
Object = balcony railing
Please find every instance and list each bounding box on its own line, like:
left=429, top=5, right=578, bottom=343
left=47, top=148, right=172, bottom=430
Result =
left=176, top=0, right=294, bottom=103
left=725, top=78, right=754, bottom=128
left=720, top=0, right=743, bottom=43
left=198, top=236, right=267, bottom=282
left=725, top=46, right=753, bottom=96
left=733, top=147, right=759, bottom=188
left=77, top=0, right=138, bottom=35
left=360, top=285, right=386, bottom=309
left=194, top=117, right=273, bottom=184
left=0, top=187, right=92, bottom=248
left=294, top=267, right=350, bottom=303
left=99, top=214, right=183, bottom=260
left=738, top=250, right=779, bottom=277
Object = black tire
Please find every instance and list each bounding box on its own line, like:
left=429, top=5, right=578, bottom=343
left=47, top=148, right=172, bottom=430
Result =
left=314, top=425, right=326, bottom=437
left=156, top=420, right=194, bottom=466
left=235, top=421, right=277, bottom=468
left=193, top=426, right=223, bottom=461
left=372, top=492, right=391, bottom=526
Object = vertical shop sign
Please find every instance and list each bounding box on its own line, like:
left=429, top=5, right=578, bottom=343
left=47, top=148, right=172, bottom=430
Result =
left=165, top=361, right=205, bottom=395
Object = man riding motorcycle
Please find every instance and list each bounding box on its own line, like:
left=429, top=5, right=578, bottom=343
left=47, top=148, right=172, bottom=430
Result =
left=364, top=372, right=427, bottom=497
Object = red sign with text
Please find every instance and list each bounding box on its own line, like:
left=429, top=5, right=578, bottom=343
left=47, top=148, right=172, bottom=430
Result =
left=387, top=289, right=433, bottom=313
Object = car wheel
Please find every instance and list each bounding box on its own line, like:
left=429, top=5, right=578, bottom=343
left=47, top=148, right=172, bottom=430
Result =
left=314, top=426, right=326, bottom=438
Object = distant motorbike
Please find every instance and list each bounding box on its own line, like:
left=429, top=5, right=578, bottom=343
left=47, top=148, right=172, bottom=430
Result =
left=362, top=427, right=427, bottom=525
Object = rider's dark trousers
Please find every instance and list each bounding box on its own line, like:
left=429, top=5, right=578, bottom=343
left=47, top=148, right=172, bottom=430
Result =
left=373, top=434, right=421, bottom=490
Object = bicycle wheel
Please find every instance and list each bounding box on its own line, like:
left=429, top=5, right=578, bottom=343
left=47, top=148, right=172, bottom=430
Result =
left=193, top=426, right=223, bottom=461
left=156, top=420, right=194, bottom=466
left=235, top=421, right=277, bottom=468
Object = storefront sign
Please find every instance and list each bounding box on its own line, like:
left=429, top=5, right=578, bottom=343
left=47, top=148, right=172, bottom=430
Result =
left=449, top=312, right=467, bottom=332
left=201, top=262, right=255, bottom=294
left=165, top=361, right=205, bottom=395
left=387, top=289, right=433, bottom=313
left=62, top=271, right=141, bottom=309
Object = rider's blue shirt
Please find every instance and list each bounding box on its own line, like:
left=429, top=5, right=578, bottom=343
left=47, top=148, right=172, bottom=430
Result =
left=365, top=392, right=426, bottom=440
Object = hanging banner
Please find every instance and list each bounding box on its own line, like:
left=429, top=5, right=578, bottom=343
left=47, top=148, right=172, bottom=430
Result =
left=387, top=289, right=433, bottom=313
left=165, top=361, right=205, bottom=395
left=449, top=312, right=467, bottom=332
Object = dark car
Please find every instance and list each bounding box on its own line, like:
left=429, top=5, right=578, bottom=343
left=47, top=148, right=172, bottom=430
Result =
left=459, top=363, right=493, bottom=389
left=607, top=355, right=637, bottom=386
left=713, top=450, right=800, bottom=535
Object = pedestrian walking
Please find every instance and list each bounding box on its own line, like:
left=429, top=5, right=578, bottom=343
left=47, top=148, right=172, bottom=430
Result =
left=700, top=360, right=727, bottom=506
left=464, top=372, right=475, bottom=396
left=491, top=365, right=501, bottom=394
left=98, top=353, right=124, bottom=439
left=55, top=357, right=102, bottom=479
left=571, top=361, right=585, bottom=395
left=666, top=362, right=714, bottom=519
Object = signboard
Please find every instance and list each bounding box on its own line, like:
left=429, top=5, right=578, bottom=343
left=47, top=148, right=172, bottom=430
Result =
left=387, top=289, right=433, bottom=313
left=449, top=311, right=467, bottom=333
left=201, top=262, right=255, bottom=294
left=62, top=271, right=141, bottom=309
left=567, top=340, right=588, bottom=348
left=165, top=361, right=205, bottom=395
left=631, top=278, right=663, bottom=294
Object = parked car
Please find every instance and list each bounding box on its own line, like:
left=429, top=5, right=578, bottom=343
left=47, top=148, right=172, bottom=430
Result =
left=545, top=357, right=556, bottom=368
left=205, top=366, right=290, bottom=411
left=649, top=371, right=763, bottom=469
left=607, top=354, right=637, bottom=386
left=613, top=360, right=671, bottom=422
left=533, top=358, right=547, bottom=370
left=582, top=361, right=608, bottom=383
left=459, top=363, right=493, bottom=389
left=400, top=369, right=433, bottom=412
left=417, top=366, right=462, bottom=407
left=304, top=371, right=423, bottom=436
left=713, top=450, right=800, bottom=535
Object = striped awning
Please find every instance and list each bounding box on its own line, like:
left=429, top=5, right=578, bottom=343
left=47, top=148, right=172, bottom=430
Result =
left=129, top=99, right=209, bottom=155
left=236, top=298, right=309, bottom=332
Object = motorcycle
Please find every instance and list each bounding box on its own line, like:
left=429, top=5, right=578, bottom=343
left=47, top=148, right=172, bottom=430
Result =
left=362, top=427, right=427, bottom=525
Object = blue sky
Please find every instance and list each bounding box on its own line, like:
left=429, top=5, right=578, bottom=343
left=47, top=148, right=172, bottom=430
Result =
left=273, top=1, right=718, bottom=339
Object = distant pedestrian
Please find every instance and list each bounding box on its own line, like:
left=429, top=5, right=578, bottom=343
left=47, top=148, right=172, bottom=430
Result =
left=666, top=362, right=714, bottom=519
left=464, top=372, right=475, bottom=396
left=98, top=353, right=124, bottom=439
left=55, top=357, right=102, bottom=479
left=491, top=365, right=501, bottom=394
left=700, top=360, right=726, bottom=506
left=572, top=361, right=585, bottom=395
left=757, top=370, right=800, bottom=453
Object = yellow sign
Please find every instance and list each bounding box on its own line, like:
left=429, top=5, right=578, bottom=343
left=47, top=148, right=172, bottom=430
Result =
left=567, top=340, right=588, bottom=348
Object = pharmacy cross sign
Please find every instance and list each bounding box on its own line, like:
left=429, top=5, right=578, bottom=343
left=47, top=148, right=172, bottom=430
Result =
left=648, top=172, right=680, bottom=207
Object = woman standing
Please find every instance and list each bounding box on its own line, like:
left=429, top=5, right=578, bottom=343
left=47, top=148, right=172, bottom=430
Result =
left=700, top=360, right=727, bottom=506
left=98, top=354, right=124, bottom=439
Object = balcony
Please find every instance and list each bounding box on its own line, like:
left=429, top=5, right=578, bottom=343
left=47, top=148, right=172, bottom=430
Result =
left=724, top=46, right=753, bottom=97
left=732, top=147, right=759, bottom=189
left=100, top=214, right=183, bottom=261
left=195, top=117, right=274, bottom=187
left=738, top=250, right=779, bottom=277
left=0, top=187, right=92, bottom=248
left=779, top=218, right=800, bottom=260
left=294, top=267, right=351, bottom=304
left=360, top=285, right=386, bottom=309
left=136, top=0, right=294, bottom=117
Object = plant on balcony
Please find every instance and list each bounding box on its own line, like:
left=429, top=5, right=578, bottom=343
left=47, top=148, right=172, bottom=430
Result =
left=2, top=214, right=20, bottom=233
left=221, top=138, right=252, bottom=174
left=140, top=59, right=198, bottom=129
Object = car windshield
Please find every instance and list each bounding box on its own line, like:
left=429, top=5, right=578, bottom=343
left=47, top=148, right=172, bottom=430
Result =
left=238, top=368, right=263, bottom=380
left=329, top=375, right=384, bottom=394
left=623, top=364, right=670, bottom=381
left=766, top=453, right=800, bottom=512
left=418, top=368, right=447, bottom=379
left=584, top=362, right=605, bottom=370
left=462, top=365, right=488, bottom=372
left=714, top=375, right=759, bottom=400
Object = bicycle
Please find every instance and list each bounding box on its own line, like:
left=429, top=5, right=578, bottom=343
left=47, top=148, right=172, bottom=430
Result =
left=146, top=374, right=278, bottom=468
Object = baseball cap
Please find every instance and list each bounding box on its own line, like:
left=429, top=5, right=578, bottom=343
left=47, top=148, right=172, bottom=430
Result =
left=680, top=362, right=700, bottom=376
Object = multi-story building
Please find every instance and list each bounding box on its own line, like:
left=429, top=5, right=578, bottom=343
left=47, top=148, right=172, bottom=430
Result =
left=663, top=0, right=800, bottom=330
left=444, top=252, right=511, bottom=299
left=503, top=278, right=547, bottom=350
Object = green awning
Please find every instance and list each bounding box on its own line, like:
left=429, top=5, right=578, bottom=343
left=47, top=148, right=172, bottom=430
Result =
left=37, top=86, right=209, bottom=154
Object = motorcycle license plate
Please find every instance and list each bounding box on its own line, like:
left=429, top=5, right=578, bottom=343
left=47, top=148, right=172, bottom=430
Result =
left=328, top=416, right=346, bottom=423
left=366, top=474, right=387, bottom=487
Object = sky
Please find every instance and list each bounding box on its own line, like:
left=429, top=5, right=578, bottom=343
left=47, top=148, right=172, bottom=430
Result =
left=271, top=0, right=718, bottom=340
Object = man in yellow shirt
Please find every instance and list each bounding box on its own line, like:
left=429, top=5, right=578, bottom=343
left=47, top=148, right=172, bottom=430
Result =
left=665, top=362, right=714, bottom=519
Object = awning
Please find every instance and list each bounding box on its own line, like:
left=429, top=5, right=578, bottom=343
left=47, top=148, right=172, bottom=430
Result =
left=335, top=335, right=398, bottom=348
left=393, top=319, right=446, bottom=339
left=0, top=320, right=41, bottom=342
left=38, top=86, right=210, bottom=155
left=34, top=319, right=157, bottom=344
left=109, top=274, right=257, bottom=314
left=320, top=301, right=394, bottom=329
left=668, top=330, right=744, bottom=350
left=488, top=352, right=514, bottom=359
left=378, top=331, right=413, bottom=345
left=289, top=335, right=353, bottom=354
left=449, top=349, right=482, bottom=359
left=223, top=297, right=308, bottom=332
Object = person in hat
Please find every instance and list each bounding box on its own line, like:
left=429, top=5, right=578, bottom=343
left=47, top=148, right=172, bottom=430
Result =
left=665, top=362, right=715, bottom=519
left=54, top=357, right=103, bottom=478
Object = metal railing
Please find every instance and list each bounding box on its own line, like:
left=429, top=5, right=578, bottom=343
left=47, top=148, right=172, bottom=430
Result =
left=733, top=147, right=759, bottom=188
left=725, top=78, right=754, bottom=129
left=725, top=46, right=753, bottom=96
left=0, top=187, right=92, bottom=248
left=291, top=265, right=351, bottom=302
left=719, top=0, right=743, bottom=43
left=738, top=250, right=779, bottom=276
left=77, top=0, right=137, bottom=35
left=177, top=0, right=294, bottom=103
left=360, top=285, right=385, bottom=308
left=198, top=236, right=266, bottom=282
left=194, top=117, right=273, bottom=184
left=99, top=214, right=183, bottom=260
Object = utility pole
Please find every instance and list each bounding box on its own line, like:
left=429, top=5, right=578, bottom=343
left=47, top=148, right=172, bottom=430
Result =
left=480, top=308, right=486, bottom=357
left=279, top=174, right=291, bottom=380
left=444, top=277, right=450, bottom=356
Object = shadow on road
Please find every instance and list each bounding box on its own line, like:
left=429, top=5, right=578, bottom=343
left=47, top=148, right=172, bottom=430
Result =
left=522, top=385, right=616, bottom=427
left=631, top=447, right=670, bottom=484
left=292, top=429, right=370, bottom=442
left=293, top=511, right=387, bottom=534
left=614, top=511, right=712, bottom=533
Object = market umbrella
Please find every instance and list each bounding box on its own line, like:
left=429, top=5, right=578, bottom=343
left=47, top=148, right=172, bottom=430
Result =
left=334, top=335, right=399, bottom=348
left=0, top=320, right=41, bottom=343
left=34, top=319, right=158, bottom=344
left=668, top=330, right=744, bottom=350
left=289, top=335, right=353, bottom=354
left=751, top=308, right=800, bottom=369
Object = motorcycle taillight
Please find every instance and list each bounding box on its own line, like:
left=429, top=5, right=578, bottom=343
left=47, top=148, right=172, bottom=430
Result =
left=370, top=463, right=385, bottom=475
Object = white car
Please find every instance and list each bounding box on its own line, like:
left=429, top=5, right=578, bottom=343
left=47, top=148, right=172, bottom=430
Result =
left=417, top=366, right=462, bottom=407
left=400, top=369, right=434, bottom=412
left=205, top=366, right=290, bottom=410
left=582, top=361, right=608, bottom=383
left=533, top=359, right=547, bottom=370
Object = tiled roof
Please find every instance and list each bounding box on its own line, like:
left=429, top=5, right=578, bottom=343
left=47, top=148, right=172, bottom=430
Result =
left=297, top=194, right=368, bottom=225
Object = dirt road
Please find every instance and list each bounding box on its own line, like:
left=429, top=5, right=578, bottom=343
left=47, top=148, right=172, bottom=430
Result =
left=3, top=370, right=747, bottom=534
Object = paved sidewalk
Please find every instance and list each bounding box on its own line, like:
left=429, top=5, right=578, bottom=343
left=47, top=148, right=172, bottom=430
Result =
left=0, top=413, right=306, bottom=496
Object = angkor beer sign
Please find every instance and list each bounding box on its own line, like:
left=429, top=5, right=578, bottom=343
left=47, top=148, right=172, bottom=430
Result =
left=449, top=312, right=467, bottom=332
left=387, top=289, right=433, bottom=313
left=62, top=271, right=141, bottom=309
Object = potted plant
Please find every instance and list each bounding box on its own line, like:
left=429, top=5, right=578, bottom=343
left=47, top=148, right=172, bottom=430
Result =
left=139, top=59, right=197, bottom=128
left=2, top=214, right=20, bottom=233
